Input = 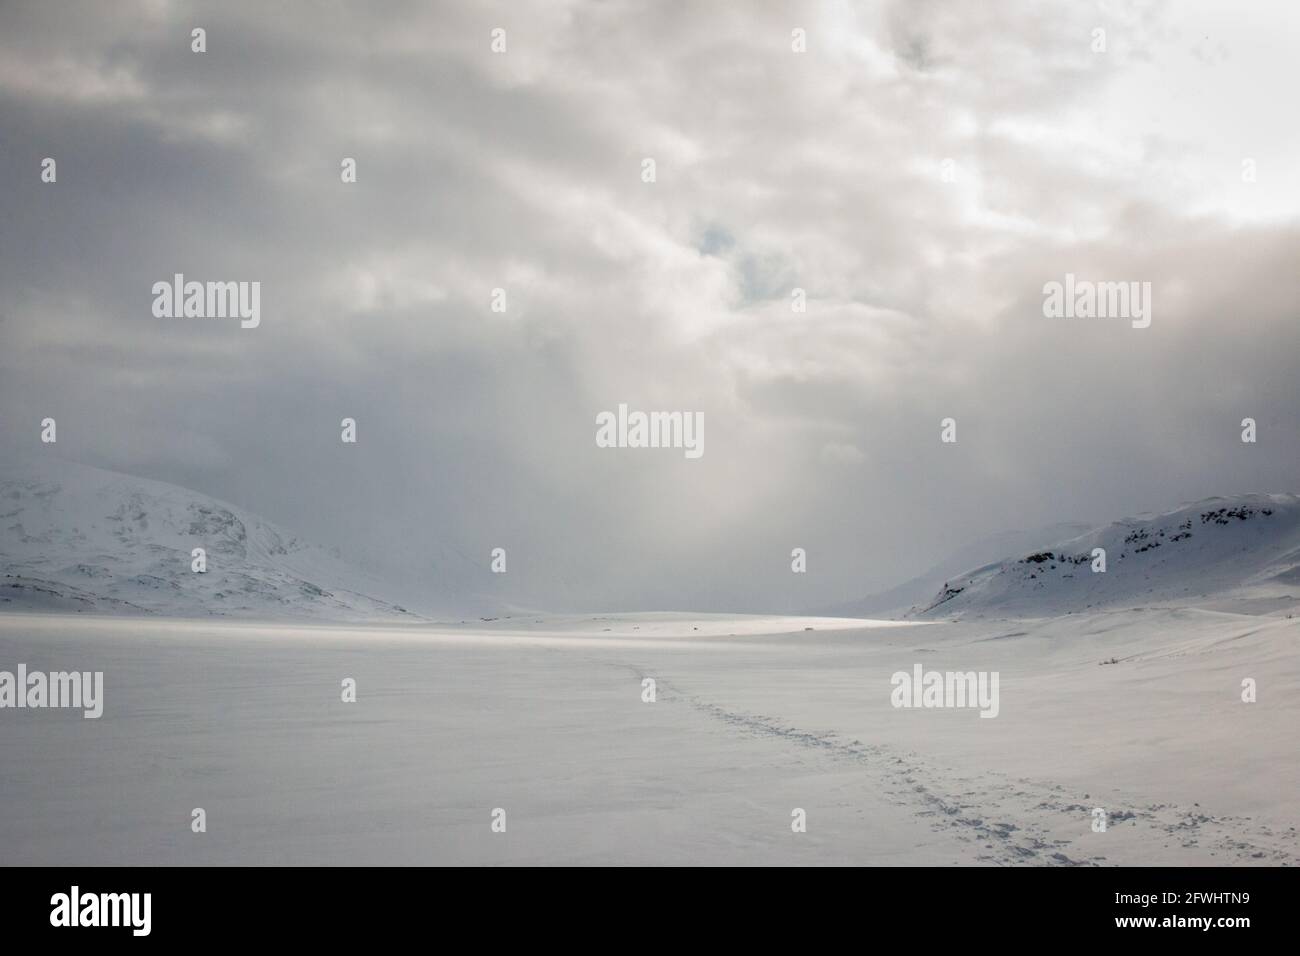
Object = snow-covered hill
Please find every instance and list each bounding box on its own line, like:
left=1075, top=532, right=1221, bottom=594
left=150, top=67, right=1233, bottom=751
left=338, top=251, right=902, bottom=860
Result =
left=917, top=494, right=1300, bottom=619
left=0, top=458, right=423, bottom=620
left=821, top=520, right=1093, bottom=618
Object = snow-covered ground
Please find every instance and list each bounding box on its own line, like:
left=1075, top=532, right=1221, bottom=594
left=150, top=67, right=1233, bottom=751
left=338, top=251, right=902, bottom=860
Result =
left=2, top=606, right=1296, bottom=865
left=3, top=463, right=1297, bottom=864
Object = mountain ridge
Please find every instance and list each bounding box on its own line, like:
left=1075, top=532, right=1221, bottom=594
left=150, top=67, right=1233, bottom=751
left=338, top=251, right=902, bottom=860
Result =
left=914, top=493, right=1300, bottom=620
left=0, top=456, right=428, bottom=620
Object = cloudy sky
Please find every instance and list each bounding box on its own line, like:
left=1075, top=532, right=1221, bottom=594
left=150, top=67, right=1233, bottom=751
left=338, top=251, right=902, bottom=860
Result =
left=1, top=0, right=1298, bottom=613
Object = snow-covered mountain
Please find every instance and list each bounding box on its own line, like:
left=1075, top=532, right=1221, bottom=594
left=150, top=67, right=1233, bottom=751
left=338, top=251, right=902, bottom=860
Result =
left=916, top=494, right=1300, bottom=619
left=0, top=457, right=426, bottom=620
left=821, top=520, right=1093, bottom=618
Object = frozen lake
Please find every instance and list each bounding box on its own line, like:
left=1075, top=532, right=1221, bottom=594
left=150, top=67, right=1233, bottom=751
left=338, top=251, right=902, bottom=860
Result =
left=1, top=610, right=1296, bottom=865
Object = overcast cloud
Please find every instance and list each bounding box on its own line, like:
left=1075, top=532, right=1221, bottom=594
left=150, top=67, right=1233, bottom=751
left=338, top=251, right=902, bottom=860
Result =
left=1, top=0, right=1298, bottom=612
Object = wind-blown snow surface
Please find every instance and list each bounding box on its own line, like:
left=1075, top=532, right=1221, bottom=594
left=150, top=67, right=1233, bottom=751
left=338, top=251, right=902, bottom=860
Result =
left=1, top=608, right=1296, bottom=866
left=0, top=458, right=420, bottom=620
left=917, top=494, right=1300, bottom=619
